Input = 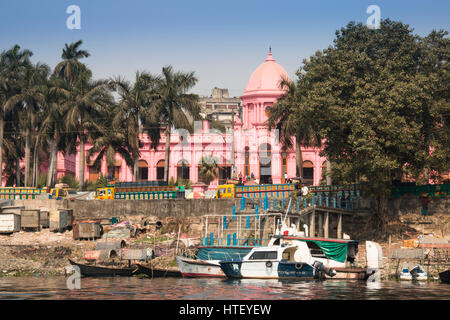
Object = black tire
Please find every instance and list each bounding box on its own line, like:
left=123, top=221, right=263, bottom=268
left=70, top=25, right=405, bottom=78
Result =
left=295, top=263, right=303, bottom=270
left=266, top=261, right=272, bottom=268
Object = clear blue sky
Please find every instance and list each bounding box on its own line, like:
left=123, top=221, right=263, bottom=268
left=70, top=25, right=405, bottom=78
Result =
left=1, top=0, right=448, bottom=97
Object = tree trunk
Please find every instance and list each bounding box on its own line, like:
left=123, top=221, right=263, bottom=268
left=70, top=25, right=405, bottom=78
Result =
left=32, top=135, right=40, bottom=187
left=164, top=126, right=171, bottom=182
left=79, top=137, right=85, bottom=190
left=25, top=128, right=31, bottom=187
left=15, top=160, right=21, bottom=187
left=295, top=139, right=303, bottom=179
left=0, top=118, right=4, bottom=187
left=326, top=159, right=332, bottom=186
left=51, top=146, right=57, bottom=186
left=46, top=138, right=56, bottom=187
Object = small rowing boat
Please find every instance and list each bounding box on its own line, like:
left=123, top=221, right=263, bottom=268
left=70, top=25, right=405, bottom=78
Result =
left=68, top=259, right=138, bottom=277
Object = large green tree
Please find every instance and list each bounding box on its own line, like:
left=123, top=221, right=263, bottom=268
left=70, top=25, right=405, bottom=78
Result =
left=294, top=19, right=449, bottom=235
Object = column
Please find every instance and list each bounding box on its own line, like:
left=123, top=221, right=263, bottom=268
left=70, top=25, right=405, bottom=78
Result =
left=323, top=211, right=329, bottom=238
left=337, top=213, right=342, bottom=239
left=309, top=210, right=315, bottom=237
left=318, top=212, right=323, bottom=237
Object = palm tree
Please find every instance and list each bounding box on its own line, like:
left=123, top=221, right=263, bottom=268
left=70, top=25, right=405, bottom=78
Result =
left=87, top=106, right=136, bottom=180
left=267, top=77, right=322, bottom=182
left=147, top=66, right=201, bottom=182
left=6, top=62, right=50, bottom=186
left=54, top=40, right=90, bottom=85
left=39, top=77, right=74, bottom=187
left=63, top=71, right=113, bottom=190
left=0, top=45, right=33, bottom=186
left=110, top=72, right=159, bottom=180
left=198, top=155, right=218, bottom=185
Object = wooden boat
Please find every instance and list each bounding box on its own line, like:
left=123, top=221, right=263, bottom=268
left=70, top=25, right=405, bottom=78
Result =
left=175, top=246, right=252, bottom=278
left=68, top=259, right=138, bottom=277
left=137, top=264, right=181, bottom=277
left=439, top=270, right=450, bottom=283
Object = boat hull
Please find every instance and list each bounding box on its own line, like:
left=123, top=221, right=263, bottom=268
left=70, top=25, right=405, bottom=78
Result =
left=176, top=256, right=225, bottom=277
left=68, top=259, right=137, bottom=277
left=137, top=264, right=181, bottom=277
left=325, top=267, right=369, bottom=280
left=219, top=260, right=316, bottom=279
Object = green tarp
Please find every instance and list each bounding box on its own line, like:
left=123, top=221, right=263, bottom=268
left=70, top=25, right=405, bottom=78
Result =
left=300, top=240, right=349, bottom=263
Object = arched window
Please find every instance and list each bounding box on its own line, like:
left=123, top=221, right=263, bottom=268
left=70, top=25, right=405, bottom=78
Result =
left=244, top=147, right=250, bottom=177
left=259, top=143, right=272, bottom=184
left=88, top=165, right=99, bottom=182
left=302, top=161, right=314, bottom=186
left=138, top=160, right=148, bottom=181
left=177, top=160, right=190, bottom=180
left=156, top=160, right=165, bottom=181
left=281, top=152, right=288, bottom=183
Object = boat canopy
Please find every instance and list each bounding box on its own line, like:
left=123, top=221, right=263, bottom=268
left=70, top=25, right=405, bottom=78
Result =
left=196, top=247, right=252, bottom=261
left=283, top=237, right=358, bottom=263
left=305, top=240, right=349, bottom=263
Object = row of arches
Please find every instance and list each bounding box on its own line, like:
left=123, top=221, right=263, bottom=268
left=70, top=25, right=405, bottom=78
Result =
left=88, top=155, right=326, bottom=184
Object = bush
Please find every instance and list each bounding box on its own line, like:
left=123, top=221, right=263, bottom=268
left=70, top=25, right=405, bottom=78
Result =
left=36, top=174, right=47, bottom=188
left=85, top=173, right=108, bottom=191
left=59, top=175, right=79, bottom=190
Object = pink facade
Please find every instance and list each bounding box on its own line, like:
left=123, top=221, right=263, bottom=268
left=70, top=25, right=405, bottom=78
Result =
left=3, top=51, right=326, bottom=188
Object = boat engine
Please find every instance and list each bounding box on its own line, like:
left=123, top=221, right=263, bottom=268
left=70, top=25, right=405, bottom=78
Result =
left=313, top=261, right=336, bottom=278
left=409, top=265, right=421, bottom=281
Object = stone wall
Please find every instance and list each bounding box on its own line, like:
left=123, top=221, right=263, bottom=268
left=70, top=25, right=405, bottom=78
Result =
left=12, top=198, right=242, bottom=220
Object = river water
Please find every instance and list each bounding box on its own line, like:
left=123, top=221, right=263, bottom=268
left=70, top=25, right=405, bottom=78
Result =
left=0, top=277, right=449, bottom=300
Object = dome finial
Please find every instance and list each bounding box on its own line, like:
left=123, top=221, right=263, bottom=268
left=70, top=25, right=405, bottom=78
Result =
left=269, top=46, right=271, bottom=53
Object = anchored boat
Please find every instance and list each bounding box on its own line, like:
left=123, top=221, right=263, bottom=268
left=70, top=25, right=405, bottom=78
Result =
left=176, top=246, right=252, bottom=277
left=219, top=243, right=336, bottom=279
left=399, top=263, right=428, bottom=281
left=68, top=259, right=139, bottom=277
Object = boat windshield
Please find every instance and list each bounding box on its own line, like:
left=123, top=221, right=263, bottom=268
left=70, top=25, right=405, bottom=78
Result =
left=248, top=251, right=277, bottom=260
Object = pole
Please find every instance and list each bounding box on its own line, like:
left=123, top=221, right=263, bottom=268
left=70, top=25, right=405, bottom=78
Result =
left=175, top=225, right=181, bottom=256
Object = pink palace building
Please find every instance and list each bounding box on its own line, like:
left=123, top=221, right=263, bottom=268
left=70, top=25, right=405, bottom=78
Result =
left=16, top=51, right=327, bottom=189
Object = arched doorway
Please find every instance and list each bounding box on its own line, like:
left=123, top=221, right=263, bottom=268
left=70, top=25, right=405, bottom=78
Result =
left=218, top=165, right=232, bottom=185
left=302, top=160, right=314, bottom=186
left=259, top=143, right=272, bottom=184
left=177, top=160, right=190, bottom=180
left=137, top=160, right=148, bottom=181
left=156, top=160, right=165, bottom=181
